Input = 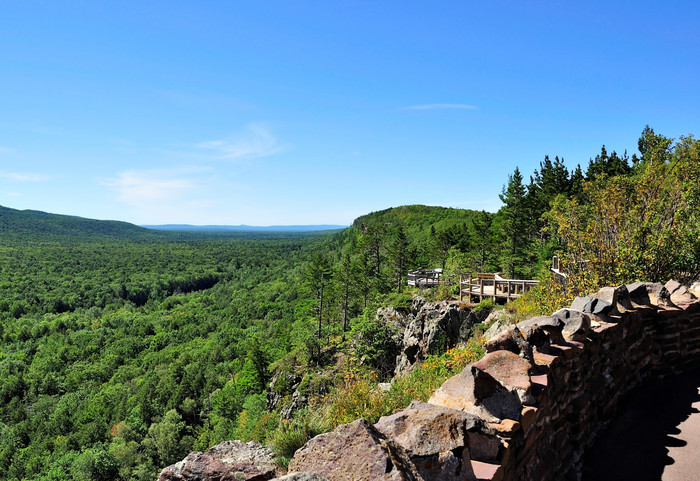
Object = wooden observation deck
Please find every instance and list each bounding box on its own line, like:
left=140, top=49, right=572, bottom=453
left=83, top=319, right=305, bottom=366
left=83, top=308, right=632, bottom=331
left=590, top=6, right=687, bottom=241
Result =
left=459, top=273, right=539, bottom=303
left=407, top=268, right=443, bottom=287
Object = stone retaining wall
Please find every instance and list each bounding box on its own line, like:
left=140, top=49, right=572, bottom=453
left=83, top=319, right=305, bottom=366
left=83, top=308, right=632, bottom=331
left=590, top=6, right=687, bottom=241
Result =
left=286, top=280, right=700, bottom=481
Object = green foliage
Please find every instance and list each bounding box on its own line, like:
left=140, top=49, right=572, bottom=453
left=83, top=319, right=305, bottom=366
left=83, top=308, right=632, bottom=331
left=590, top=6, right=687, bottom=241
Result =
left=472, top=298, right=495, bottom=318
left=2, top=127, right=698, bottom=480
left=549, top=131, right=700, bottom=292
left=349, top=308, right=399, bottom=377
left=270, top=413, right=331, bottom=466
left=325, top=338, right=485, bottom=427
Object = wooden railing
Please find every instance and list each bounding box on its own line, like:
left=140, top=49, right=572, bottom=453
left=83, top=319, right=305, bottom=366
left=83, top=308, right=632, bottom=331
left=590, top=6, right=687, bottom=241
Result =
left=459, top=273, right=539, bottom=303
left=407, top=269, right=442, bottom=287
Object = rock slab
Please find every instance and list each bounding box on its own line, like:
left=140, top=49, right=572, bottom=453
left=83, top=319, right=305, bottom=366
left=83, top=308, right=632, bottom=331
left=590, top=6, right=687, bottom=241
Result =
left=288, top=419, right=420, bottom=481
left=158, top=440, right=279, bottom=481
left=375, top=401, right=481, bottom=481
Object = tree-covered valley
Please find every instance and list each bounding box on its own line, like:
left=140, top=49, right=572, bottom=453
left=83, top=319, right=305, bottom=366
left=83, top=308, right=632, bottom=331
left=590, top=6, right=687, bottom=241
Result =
left=1, top=126, right=698, bottom=480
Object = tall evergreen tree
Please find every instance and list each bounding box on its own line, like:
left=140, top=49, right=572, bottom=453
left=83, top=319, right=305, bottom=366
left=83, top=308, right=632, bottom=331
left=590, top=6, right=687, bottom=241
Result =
left=390, top=225, right=410, bottom=293
left=499, top=167, right=529, bottom=278
left=305, top=252, right=332, bottom=358
left=586, top=145, right=631, bottom=179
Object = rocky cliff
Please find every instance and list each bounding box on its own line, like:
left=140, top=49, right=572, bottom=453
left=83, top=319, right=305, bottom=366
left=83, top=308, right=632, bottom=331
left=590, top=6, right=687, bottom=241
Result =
left=266, top=298, right=487, bottom=419
left=160, top=280, right=700, bottom=481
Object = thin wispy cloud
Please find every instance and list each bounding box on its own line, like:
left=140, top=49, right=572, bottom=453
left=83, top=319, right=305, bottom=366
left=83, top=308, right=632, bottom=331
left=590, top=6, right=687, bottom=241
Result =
left=100, top=167, right=209, bottom=206
left=402, top=104, right=478, bottom=111
left=0, top=170, right=52, bottom=182
left=197, top=124, right=281, bottom=160
left=0, top=146, right=12, bottom=153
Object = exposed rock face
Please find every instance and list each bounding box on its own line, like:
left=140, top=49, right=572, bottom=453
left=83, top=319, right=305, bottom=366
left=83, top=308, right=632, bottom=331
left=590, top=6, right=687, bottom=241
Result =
left=570, top=295, right=613, bottom=316
left=158, top=440, right=279, bottom=481
left=665, top=279, right=697, bottom=305
left=428, top=364, right=523, bottom=423
left=394, top=298, right=483, bottom=377
left=550, top=308, right=591, bottom=341
left=482, top=309, right=516, bottom=341
left=273, top=474, right=330, bottom=481
left=288, top=419, right=421, bottom=481
left=375, top=401, right=481, bottom=481
left=473, top=350, right=534, bottom=405
left=277, top=279, right=700, bottom=481
left=484, top=326, right=534, bottom=365
left=267, top=370, right=303, bottom=413
left=516, top=315, right=565, bottom=348
left=627, top=281, right=674, bottom=308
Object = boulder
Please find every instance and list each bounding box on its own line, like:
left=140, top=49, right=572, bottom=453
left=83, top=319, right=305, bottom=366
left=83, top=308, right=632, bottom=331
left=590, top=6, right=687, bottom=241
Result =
left=375, top=401, right=482, bottom=481
left=482, top=310, right=516, bottom=341
left=273, top=474, right=330, bottom=481
left=596, top=285, right=634, bottom=311
left=551, top=308, right=591, bottom=342
left=691, top=281, right=700, bottom=299
left=288, top=419, right=420, bottom=481
left=665, top=280, right=697, bottom=305
left=473, top=350, right=534, bottom=405
left=158, top=440, right=279, bottom=481
left=570, top=296, right=614, bottom=316
left=517, top=316, right=566, bottom=346
left=428, top=365, right=522, bottom=423
left=626, top=282, right=674, bottom=308
left=484, top=326, right=535, bottom=365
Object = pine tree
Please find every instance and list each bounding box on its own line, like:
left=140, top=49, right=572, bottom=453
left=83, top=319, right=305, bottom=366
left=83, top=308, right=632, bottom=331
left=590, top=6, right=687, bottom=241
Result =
left=499, top=167, right=529, bottom=278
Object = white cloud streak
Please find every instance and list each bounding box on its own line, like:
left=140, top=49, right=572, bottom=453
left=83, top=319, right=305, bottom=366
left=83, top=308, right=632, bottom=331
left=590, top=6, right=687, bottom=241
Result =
left=100, top=167, right=208, bottom=206
left=0, top=170, right=52, bottom=182
left=402, top=104, right=478, bottom=111
left=196, top=124, right=281, bottom=160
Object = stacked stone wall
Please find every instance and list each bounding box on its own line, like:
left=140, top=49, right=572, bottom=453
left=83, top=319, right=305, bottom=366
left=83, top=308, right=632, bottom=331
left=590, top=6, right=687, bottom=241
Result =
left=284, top=281, right=700, bottom=481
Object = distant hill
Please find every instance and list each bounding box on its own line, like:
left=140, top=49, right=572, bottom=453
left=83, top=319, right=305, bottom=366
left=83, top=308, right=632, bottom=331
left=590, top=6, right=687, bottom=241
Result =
left=353, top=204, right=482, bottom=239
left=0, top=205, right=156, bottom=242
left=142, top=224, right=347, bottom=232
left=0, top=203, right=477, bottom=245
left=0, top=204, right=347, bottom=243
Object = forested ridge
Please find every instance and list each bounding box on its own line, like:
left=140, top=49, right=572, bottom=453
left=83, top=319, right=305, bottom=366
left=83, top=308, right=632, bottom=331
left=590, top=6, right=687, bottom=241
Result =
left=0, top=126, right=698, bottom=480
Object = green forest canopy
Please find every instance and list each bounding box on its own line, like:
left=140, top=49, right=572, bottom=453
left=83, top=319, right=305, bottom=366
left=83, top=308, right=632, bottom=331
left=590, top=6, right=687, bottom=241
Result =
left=0, top=126, right=698, bottom=480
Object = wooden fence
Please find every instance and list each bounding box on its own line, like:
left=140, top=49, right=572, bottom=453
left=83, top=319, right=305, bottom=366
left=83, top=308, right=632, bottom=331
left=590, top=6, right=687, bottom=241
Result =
left=407, top=269, right=443, bottom=287
left=459, top=273, right=539, bottom=303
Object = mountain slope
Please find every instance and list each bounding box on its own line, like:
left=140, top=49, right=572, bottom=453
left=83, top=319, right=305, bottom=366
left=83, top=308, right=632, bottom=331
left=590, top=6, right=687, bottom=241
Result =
left=0, top=205, right=154, bottom=242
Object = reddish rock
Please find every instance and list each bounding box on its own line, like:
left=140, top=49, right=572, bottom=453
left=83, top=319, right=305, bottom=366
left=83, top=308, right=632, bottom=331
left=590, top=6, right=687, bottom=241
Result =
left=665, top=280, right=697, bottom=305
left=516, top=316, right=565, bottom=349
left=288, top=419, right=420, bottom=481
left=158, top=440, right=279, bottom=481
left=484, top=327, right=534, bottom=366
left=429, top=365, right=522, bottom=423
left=375, top=401, right=494, bottom=480
left=473, top=350, right=534, bottom=405
left=570, top=296, right=614, bottom=316
left=627, top=282, right=674, bottom=308
left=551, top=308, right=591, bottom=342
left=272, top=474, right=329, bottom=481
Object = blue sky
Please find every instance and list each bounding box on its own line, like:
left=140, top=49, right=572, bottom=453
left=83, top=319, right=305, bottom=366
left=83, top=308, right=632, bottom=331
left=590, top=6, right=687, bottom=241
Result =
left=1, top=1, right=699, bottom=225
